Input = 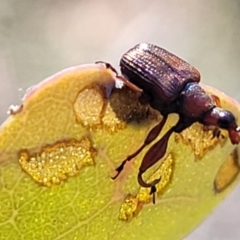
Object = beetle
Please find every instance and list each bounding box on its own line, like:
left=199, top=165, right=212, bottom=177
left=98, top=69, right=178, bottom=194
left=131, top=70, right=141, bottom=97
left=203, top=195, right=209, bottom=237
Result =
left=109, top=43, right=240, bottom=202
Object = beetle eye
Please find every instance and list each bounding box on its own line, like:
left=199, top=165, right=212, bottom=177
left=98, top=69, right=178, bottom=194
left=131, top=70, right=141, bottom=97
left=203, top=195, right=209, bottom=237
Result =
left=217, top=111, right=236, bottom=129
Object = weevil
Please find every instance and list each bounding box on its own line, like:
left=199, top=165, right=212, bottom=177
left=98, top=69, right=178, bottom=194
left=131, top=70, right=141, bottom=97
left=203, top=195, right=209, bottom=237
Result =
left=109, top=43, right=240, bottom=202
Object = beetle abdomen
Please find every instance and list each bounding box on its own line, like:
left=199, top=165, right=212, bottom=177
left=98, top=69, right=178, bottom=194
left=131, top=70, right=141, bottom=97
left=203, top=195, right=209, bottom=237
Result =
left=120, top=43, right=201, bottom=103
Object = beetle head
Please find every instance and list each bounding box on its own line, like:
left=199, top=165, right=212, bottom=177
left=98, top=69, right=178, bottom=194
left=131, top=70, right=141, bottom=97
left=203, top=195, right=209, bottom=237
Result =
left=203, top=107, right=240, bottom=144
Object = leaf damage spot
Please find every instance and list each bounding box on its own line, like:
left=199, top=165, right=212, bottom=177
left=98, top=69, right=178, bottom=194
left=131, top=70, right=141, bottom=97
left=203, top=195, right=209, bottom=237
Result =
left=74, top=87, right=105, bottom=127
left=118, top=153, right=174, bottom=221
left=118, top=195, right=142, bottom=221
left=18, top=138, right=96, bottom=186
left=74, top=86, right=159, bottom=133
left=175, top=123, right=227, bottom=159
left=214, top=148, right=240, bottom=193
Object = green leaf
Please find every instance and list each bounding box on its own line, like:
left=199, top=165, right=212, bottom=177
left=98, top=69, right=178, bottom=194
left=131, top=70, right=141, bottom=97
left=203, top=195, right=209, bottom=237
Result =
left=0, top=64, right=239, bottom=239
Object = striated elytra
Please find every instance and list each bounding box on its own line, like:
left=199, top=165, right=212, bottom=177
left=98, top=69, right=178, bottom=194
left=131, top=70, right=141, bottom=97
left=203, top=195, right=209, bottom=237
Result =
left=106, top=43, right=240, bottom=203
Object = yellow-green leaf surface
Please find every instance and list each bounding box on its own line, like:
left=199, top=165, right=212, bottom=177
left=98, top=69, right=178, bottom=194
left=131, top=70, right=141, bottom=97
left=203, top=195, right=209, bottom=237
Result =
left=0, top=63, right=239, bottom=240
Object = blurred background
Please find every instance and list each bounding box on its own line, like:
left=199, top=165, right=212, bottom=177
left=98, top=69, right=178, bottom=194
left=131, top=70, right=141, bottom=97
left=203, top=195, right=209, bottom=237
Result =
left=0, top=0, right=240, bottom=239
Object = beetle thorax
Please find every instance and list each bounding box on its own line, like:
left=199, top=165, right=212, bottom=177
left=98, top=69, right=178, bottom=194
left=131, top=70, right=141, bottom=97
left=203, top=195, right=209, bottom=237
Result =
left=178, top=83, right=215, bottom=119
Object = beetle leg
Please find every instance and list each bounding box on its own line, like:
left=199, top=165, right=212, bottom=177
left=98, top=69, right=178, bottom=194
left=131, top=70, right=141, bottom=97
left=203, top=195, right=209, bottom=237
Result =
left=210, top=94, right=222, bottom=138
left=116, top=75, right=143, bottom=93
left=212, top=127, right=223, bottom=139
left=137, top=127, right=174, bottom=193
left=95, top=61, right=142, bottom=93
left=95, top=61, right=118, bottom=75
left=212, top=94, right=224, bottom=138
left=138, top=119, right=193, bottom=202
left=111, top=116, right=168, bottom=179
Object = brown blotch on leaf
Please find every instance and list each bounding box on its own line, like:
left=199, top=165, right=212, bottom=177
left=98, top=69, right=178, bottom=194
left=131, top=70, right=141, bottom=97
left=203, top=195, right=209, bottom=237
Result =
left=214, top=148, right=240, bottom=193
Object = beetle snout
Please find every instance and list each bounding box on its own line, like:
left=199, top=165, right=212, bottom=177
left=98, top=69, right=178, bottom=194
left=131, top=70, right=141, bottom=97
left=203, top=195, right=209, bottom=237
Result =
left=229, top=127, right=240, bottom=144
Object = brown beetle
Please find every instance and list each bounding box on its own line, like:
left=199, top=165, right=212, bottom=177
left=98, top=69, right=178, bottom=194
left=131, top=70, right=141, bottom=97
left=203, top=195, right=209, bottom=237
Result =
left=111, top=43, right=240, bottom=202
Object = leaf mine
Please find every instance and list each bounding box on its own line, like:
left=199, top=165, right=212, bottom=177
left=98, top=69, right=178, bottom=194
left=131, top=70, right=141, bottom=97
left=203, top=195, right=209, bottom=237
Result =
left=19, top=138, right=95, bottom=186
left=74, top=85, right=159, bottom=133
left=175, top=122, right=228, bottom=160
left=119, top=153, right=174, bottom=221
left=74, top=87, right=105, bottom=127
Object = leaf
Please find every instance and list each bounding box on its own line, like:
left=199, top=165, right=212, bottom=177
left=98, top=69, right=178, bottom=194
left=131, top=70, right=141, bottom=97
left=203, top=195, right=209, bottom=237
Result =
left=0, top=63, right=239, bottom=240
